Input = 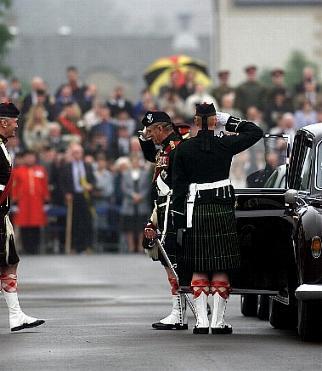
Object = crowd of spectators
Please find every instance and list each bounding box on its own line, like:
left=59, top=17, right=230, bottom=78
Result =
left=3, top=64, right=322, bottom=255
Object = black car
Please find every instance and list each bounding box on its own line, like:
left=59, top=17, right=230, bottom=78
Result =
left=231, top=126, right=322, bottom=341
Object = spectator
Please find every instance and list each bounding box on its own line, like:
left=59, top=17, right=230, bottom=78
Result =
left=246, top=106, right=267, bottom=133
left=120, top=154, right=151, bottom=253
left=12, top=151, right=50, bottom=254
left=107, top=85, right=134, bottom=118
left=93, top=155, right=114, bottom=242
left=211, top=70, right=234, bottom=106
left=185, top=84, right=218, bottom=119
left=133, top=88, right=157, bottom=121
left=56, top=66, right=87, bottom=111
left=294, top=66, right=320, bottom=95
left=60, top=143, right=96, bottom=254
left=159, top=69, right=185, bottom=98
left=0, top=79, right=9, bottom=101
left=89, top=105, right=118, bottom=159
left=23, top=105, right=50, bottom=151
left=158, top=88, right=186, bottom=118
left=178, top=70, right=197, bottom=100
left=57, top=102, right=84, bottom=144
left=113, top=156, right=131, bottom=207
left=9, top=77, right=23, bottom=108
left=54, top=84, right=75, bottom=118
left=82, top=83, right=97, bottom=114
left=267, top=68, right=292, bottom=107
left=83, top=101, right=105, bottom=132
left=265, top=88, right=293, bottom=129
left=6, top=136, right=23, bottom=163
left=235, top=65, right=267, bottom=115
left=20, top=77, right=54, bottom=121
left=220, top=92, right=241, bottom=117
left=117, top=126, right=131, bottom=157
left=294, top=99, right=317, bottom=130
left=294, top=79, right=322, bottom=110
left=114, top=109, right=136, bottom=136
left=268, top=112, right=296, bottom=165
left=46, top=122, right=66, bottom=152
left=316, top=107, right=322, bottom=123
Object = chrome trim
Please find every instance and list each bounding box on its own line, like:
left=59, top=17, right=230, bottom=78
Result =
left=295, top=284, right=322, bottom=300
left=315, top=139, right=322, bottom=191
left=230, top=289, right=279, bottom=295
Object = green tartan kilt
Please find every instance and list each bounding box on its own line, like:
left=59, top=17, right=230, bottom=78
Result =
left=181, top=203, right=240, bottom=273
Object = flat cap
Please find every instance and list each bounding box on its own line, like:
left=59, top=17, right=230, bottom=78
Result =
left=141, top=110, right=171, bottom=127
left=218, top=69, right=230, bottom=77
left=271, top=68, right=284, bottom=76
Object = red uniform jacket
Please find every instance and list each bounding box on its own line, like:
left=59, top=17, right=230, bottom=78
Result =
left=12, top=165, right=50, bottom=227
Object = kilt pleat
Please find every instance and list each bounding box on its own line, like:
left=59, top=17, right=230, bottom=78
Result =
left=182, top=203, right=240, bottom=272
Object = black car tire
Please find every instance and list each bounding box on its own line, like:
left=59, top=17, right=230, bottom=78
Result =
left=269, top=297, right=297, bottom=330
left=298, top=299, right=322, bottom=341
left=257, top=295, right=269, bottom=320
left=240, top=294, right=258, bottom=317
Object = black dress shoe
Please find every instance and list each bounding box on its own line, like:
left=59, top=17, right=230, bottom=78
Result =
left=211, top=325, right=232, bottom=335
left=11, top=319, right=45, bottom=332
left=193, top=326, right=209, bottom=334
left=152, top=322, right=188, bottom=330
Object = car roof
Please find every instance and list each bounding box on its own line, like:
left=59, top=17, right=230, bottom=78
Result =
left=299, top=123, right=322, bottom=140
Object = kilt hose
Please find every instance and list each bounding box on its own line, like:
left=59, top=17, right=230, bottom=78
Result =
left=181, top=203, right=240, bottom=273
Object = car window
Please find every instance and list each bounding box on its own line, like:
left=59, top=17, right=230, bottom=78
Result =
left=263, top=165, right=286, bottom=189
left=299, top=147, right=312, bottom=191
left=264, top=170, right=278, bottom=188
left=231, top=135, right=289, bottom=189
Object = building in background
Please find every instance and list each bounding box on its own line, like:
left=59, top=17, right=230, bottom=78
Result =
left=4, top=0, right=212, bottom=99
left=214, top=0, right=322, bottom=84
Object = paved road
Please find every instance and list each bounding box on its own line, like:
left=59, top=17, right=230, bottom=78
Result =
left=0, top=255, right=321, bottom=371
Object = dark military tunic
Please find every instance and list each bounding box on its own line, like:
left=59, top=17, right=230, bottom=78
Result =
left=139, top=132, right=181, bottom=266
left=0, top=136, right=19, bottom=266
left=172, top=121, right=263, bottom=273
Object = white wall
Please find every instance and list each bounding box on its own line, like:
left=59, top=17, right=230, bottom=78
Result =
left=217, top=0, right=322, bottom=84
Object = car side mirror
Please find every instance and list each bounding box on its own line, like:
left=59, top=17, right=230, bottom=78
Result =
left=285, top=189, right=298, bottom=206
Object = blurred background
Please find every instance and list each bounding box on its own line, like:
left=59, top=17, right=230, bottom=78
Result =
left=0, top=0, right=321, bottom=255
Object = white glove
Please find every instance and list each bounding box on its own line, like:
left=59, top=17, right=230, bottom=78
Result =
left=216, top=111, right=231, bottom=126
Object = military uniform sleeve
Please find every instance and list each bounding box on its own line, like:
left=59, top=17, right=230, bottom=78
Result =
left=224, top=120, right=263, bottom=155
left=139, top=137, right=158, bottom=163
left=172, top=145, right=189, bottom=215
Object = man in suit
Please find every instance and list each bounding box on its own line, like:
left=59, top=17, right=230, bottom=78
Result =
left=61, top=143, right=96, bottom=254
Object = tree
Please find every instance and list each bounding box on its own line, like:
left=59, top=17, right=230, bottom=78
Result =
left=0, top=0, right=13, bottom=76
left=284, top=50, right=318, bottom=90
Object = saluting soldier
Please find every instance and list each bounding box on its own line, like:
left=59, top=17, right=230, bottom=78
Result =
left=139, top=111, right=188, bottom=330
left=172, top=103, right=263, bottom=334
left=0, top=101, right=45, bottom=331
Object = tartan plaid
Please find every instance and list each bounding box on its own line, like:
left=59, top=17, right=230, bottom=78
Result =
left=181, top=203, right=240, bottom=273
left=0, top=273, right=17, bottom=292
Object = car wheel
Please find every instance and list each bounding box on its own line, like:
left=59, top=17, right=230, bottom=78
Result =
left=240, top=294, right=258, bottom=317
left=257, top=295, right=269, bottom=320
left=269, top=297, right=297, bottom=330
left=298, top=300, right=322, bottom=341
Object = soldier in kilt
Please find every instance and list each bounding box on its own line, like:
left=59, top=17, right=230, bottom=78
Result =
left=172, top=103, right=263, bottom=334
left=0, top=102, right=45, bottom=332
left=139, top=111, right=187, bottom=330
